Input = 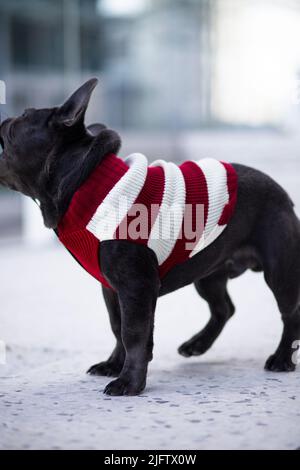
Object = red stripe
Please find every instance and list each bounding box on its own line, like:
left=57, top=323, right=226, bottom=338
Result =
left=218, top=162, right=238, bottom=226
left=58, top=153, right=129, bottom=232
left=59, top=229, right=111, bottom=288
left=159, top=160, right=209, bottom=278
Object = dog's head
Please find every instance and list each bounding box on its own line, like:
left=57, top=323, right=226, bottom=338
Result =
left=0, top=78, right=121, bottom=227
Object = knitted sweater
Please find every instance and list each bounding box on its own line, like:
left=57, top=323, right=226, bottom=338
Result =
left=58, top=153, right=237, bottom=288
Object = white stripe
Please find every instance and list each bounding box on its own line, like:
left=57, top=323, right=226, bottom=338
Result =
left=147, top=159, right=186, bottom=265
left=190, top=158, right=228, bottom=257
left=201, top=223, right=227, bottom=248
left=86, top=153, right=148, bottom=241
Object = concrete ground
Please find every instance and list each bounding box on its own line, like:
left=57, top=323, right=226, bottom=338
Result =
left=0, top=148, right=300, bottom=450
left=0, top=242, right=299, bottom=450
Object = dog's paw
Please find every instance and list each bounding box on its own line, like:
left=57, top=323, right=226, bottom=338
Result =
left=178, top=338, right=211, bottom=357
left=264, top=353, right=296, bottom=372
left=87, top=361, right=123, bottom=377
left=103, top=378, right=145, bottom=396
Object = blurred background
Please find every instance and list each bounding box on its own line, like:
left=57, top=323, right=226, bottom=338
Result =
left=0, top=0, right=300, bottom=242
left=1, top=1, right=300, bottom=450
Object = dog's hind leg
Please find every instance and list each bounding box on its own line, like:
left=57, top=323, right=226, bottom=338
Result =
left=264, top=304, right=300, bottom=371
left=258, top=209, right=300, bottom=371
left=178, top=269, right=235, bottom=357
left=87, top=286, right=125, bottom=377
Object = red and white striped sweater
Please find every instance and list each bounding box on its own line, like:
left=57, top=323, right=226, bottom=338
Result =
left=58, top=153, right=237, bottom=288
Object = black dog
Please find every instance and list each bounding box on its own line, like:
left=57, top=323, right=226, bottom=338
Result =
left=0, top=78, right=299, bottom=396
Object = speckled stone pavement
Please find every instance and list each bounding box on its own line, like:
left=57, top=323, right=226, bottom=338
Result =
left=0, top=242, right=299, bottom=450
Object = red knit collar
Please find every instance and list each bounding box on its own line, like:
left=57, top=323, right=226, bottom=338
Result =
left=58, top=153, right=129, bottom=233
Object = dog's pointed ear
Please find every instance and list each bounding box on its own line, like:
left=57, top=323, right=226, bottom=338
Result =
left=87, top=123, right=107, bottom=136
left=55, top=78, right=98, bottom=127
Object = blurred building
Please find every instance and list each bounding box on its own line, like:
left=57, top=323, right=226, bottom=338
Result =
left=0, top=0, right=300, bottom=241
left=0, top=0, right=213, bottom=129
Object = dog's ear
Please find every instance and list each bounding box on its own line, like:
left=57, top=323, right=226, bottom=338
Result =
left=87, top=123, right=107, bottom=136
left=55, top=78, right=98, bottom=127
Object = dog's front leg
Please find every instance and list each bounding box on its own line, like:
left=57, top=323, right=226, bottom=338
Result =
left=87, top=286, right=125, bottom=377
left=100, top=241, right=160, bottom=396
